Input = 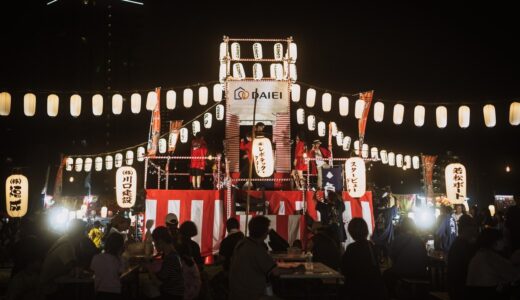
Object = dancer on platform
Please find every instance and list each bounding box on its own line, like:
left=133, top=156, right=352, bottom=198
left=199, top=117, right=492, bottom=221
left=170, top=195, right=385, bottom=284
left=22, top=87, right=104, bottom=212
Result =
left=190, top=133, right=208, bottom=190
left=308, top=140, right=331, bottom=189
left=292, top=132, right=308, bottom=190
left=239, top=132, right=252, bottom=189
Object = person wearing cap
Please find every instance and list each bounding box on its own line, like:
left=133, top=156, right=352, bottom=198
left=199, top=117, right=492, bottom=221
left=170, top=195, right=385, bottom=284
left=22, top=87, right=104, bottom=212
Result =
left=308, top=139, right=331, bottom=189
left=165, top=213, right=179, bottom=243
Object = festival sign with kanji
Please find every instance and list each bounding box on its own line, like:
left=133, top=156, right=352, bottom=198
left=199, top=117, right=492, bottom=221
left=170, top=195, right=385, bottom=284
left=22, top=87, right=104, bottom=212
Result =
left=5, top=174, right=28, bottom=217
left=345, top=157, right=366, bottom=198
left=116, top=166, right=137, bottom=208
left=445, top=163, right=467, bottom=204
left=252, top=137, right=275, bottom=177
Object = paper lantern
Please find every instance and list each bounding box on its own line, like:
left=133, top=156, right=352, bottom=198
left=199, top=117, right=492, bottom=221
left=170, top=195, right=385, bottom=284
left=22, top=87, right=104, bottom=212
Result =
left=483, top=104, right=496, bottom=127
left=412, top=156, right=420, bottom=169
left=75, top=158, right=83, bottom=172
left=233, top=63, right=246, bottom=79
left=345, top=157, right=366, bottom=198
left=393, top=104, right=404, bottom=125
left=445, top=163, right=467, bottom=204
left=198, top=86, right=208, bottom=106
left=105, top=155, right=114, bottom=170
left=116, top=166, right=137, bottom=208
left=354, top=99, right=365, bottom=119
left=146, top=91, right=157, bottom=111
left=219, top=63, right=227, bottom=83
left=219, top=42, right=227, bottom=61
left=0, top=92, right=11, bottom=116
left=288, top=43, right=297, bottom=62
left=47, top=94, right=59, bottom=117
left=216, top=104, right=224, bottom=120
left=130, top=93, right=141, bottom=114
left=404, top=155, right=411, bottom=169
left=137, top=147, right=145, bottom=162
left=114, top=153, right=123, bottom=168
left=166, top=90, right=176, bottom=110
left=396, top=154, right=403, bottom=168
left=509, top=102, right=520, bottom=126
left=183, top=88, right=193, bottom=108
left=414, top=105, right=425, bottom=127
left=158, top=139, right=167, bottom=154
left=353, top=140, right=360, bottom=155
left=23, top=93, right=37, bottom=117
left=125, top=150, right=134, bottom=165
left=180, top=128, right=188, bottom=143
left=288, top=63, right=297, bottom=82
left=371, top=147, right=379, bottom=160
left=336, top=131, right=344, bottom=146
left=488, top=205, right=495, bottom=217
left=291, top=84, right=300, bottom=102
left=63, top=157, right=73, bottom=171
left=436, top=106, right=448, bottom=128
left=69, top=94, right=82, bottom=117
left=343, top=136, right=352, bottom=151
left=361, top=144, right=369, bottom=159
left=322, top=93, right=332, bottom=112
left=84, top=158, right=93, bottom=172
left=317, top=121, right=326, bottom=137
left=95, top=157, right=103, bottom=171
left=270, top=63, right=283, bottom=80
left=204, top=112, right=212, bottom=129
left=330, top=122, right=338, bottom=136
left=100, top=206, right=108, bottom=218
left=307, top=115, right=316, bottom=131
left=112, top=94, right=123, bottom=115
left=91, top=94, right=103, bottom=116
left=213, top=84, right=223, bottom=102
left=373, top=102, right=384, bottom=122
left=252, top=137, right=275, bottom=177
left=252, top=63, right=263, bottom=80
left=339, top=97, right=349, bottom=116
left=388, top=152, right=396, bottom=166
left=458, top=106, right=470, bottom=128
left=5, top=174, right=28, bottom=217
left=231, top=42, right=240, bottom=59
left=306, top=88, right=316, bottom=108
left=192, top=120, right=201, bottom=136
left=296, top=108, right=305, bottom=125
left=252, top=42, right=263, bottom=59
left=380, top=150, right=388, bottom=164
left=274, top=43, right=283, bottom=60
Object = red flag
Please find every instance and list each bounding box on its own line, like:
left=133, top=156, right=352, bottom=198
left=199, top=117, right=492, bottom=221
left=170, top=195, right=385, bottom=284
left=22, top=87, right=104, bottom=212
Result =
left=358, top=90, right=374, bottom=147
left=53, top=157, right=67, bottom=200
left=147, top=87, right=161, bottom=156
left=168, top=120, right=183, bottom=153
left=421, top=155, right=438, bottom=203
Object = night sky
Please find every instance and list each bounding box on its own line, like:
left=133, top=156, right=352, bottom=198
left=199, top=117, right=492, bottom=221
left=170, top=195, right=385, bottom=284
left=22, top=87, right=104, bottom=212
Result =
left=1, top=1, right=518, bottom=213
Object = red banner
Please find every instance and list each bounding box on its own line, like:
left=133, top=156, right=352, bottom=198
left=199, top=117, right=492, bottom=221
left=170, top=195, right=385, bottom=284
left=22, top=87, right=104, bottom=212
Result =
left=147, top=87, right=161, bottom=156
left=358, top=90, right=374, bottom=148
left=168, top=120, right=183, bottom=153
left=53, top=157, right=67, bottom=199
left=421, top=155, right=437, bottom=202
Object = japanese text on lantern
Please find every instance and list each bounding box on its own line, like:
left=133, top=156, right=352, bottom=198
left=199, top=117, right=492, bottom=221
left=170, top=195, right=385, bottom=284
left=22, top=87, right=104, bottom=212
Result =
left=116, top=166, right=137, bottom=208
left=5, top=174, right=28, bottom=217
left=445, top=163, right=466, bottom=204
left=345, top=157, right=366, bottom=198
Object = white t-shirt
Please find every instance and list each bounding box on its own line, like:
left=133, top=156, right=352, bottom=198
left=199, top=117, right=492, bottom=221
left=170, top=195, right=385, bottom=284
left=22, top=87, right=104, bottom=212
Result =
left=314, top=150, right=325, bottom=167
left=90, top=253, right=124, bottom=294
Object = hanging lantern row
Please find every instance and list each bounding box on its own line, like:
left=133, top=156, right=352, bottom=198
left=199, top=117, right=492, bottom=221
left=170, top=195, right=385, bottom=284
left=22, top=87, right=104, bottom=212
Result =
left=220, top=41, right=297, bottom=62
left=0, top=85, right=224, bottom=117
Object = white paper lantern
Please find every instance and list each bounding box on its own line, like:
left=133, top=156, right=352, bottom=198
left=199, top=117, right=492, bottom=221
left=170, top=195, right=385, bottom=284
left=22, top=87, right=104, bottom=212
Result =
left=252, top=63, right=263, bottom=80
left=371, top=147, right=379, bottom=160
left=23, top=93, right=36, bottom=117
left=231, top=42, right=240, bottom=59
left=219, top=42, right=227, bottom=61
left=373, top=102, right=384, bottom=122
left=5, top=174, right=28, bottom=217
left=100, top=206, right=108, bottom=218
left=345, top=157, right=366, bottom=198
left=288, top=43, right=297, bottom=62
left=252, top=137, right=275, bottom=178
left=213, top=84, right=223, bottom=102
left=69, top=94, right=81, bottom=117
left=180, top=128, right=188, bottom=143
left=92, top=94, right=103, bottom=116
left=116, top=166, right=137, bottom=208
left=393, top=104, right=404, bottom=125
left=436, top=106, right=448, bottom=128
left=388, top=152, right=396, bottom=166
left=192, top=120, right=201, bottom=136
left=307, top=115, right=316, bottom=131
left=412, top=156, right=420, bottom=169
left=483, top=104, right=496, bottom=128
left=65, top=157, right=74, bottom=171
left=288, top=63, right=297, bottom=82
left=488, top=205, right=495, bottom=217
left=95, top=157, right=103, bottom=171
left=270, top=63, right=283, bottom=80
left=125, top=150, right=134, bottom=165
left=233, top=63, right=246, bottom=79
left=112, top=94, right=123, bottom=115
left=330, top=122, right=338, bottom=136
left=47, top=94, right=59, bottom=117
left=146, top=91, right=157, bottom=111
left=509, top=102, right=520, bottom=126
left=339, top=97, right=349, bottom=116
left=114, top=153, right=123, bottom=168
left=322, top=93, right=332, bottom=112
left=84, top=158, right=92, bottom=172
left=130, top=93, right=141, bottom=114
left=396, top=154, right=403, bottom=168
left=0, top=92, right=11, bottom=116
left=198, top=86, right=208, bottom=106
left=404, top=155, right=412, bottom=169
left=354, top=140, right=360, bottom=155
left=343, top=136, right=352, bottom=151
left=306, top=88, right=316, bottom=108
left=296, top=108, right=305, bottom=125
left=380, top=150, right=388, bottom=164
left=458, top=105, right=470, bottom=128
left=166, top=90, right=176, bottom=110
left=158, top=138, right=167, bottom=154
left=414, top=105, right=425, bottom=127
left=274, top=43, right=283, bottom=60
left=361, top=144, right=369, bottom=159
left=355, top=99, right=365, bottom=119
left=291, top=84, right=301, bottom=102
left=183, top=88, right=193, bottom=108
left=75, top=158, right=83, bottom=172
left=105, top=155, right=114, bottom=170
left=204, top=112, right=213, bottom=129
left=219, top=63, right=227, bottom=83
left=336, top=131, right=344, bottom=146
left=445, top=163, right=467, bottom=204
left=137, top=147, right=145, bottom=162
left=317, top=121, right=326, bottom=137
left=215, top=104, right=225, bottom=121
left=252, top=42, right=263, bottom=59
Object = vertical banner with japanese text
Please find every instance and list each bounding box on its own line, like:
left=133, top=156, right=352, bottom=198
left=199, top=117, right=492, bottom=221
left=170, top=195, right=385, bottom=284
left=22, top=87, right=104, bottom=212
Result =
left=116, top=166, right=137, bottom=208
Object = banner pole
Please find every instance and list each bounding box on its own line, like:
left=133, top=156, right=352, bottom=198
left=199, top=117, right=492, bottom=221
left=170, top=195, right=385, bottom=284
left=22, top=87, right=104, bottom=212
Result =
left=245, top=88, right=259, bottom=237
